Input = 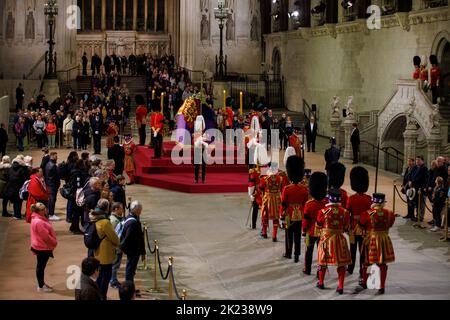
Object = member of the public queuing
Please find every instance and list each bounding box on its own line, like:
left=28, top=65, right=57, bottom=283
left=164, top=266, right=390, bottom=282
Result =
left=280, top=156, right=309, bottom=263
left=316, top=189, right=352, bottom=295
left=346, top=167, right=372, bottom=282
left=75, top=257, right=103, bottom=301
left=359, top=193, right=396, bottom=295
left=328, top=162, right=349, bottom=208
left=302, top=172, right=328, bottom=275
left=30, top=203, right=57, bottom=293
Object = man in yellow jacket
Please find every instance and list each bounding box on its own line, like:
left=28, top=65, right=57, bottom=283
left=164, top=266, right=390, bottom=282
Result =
left=91, top=199, right=120, bottom=300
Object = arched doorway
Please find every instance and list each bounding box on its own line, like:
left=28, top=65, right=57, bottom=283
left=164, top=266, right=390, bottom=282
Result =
left=381, top=116, right=407, bottom=174
left=439, top=41, right=450, bottom=107
left=272, top=48, right=281, bottom=81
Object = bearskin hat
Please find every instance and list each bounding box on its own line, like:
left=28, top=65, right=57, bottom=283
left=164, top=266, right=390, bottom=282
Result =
left=135, top=95, right=145, bottom=106
left=413, top=56, right=421, bottom=67
left=286, top=156, right=305, bottom=184
left=328, top=162, right=346, bottom=189
left=430, top=54, right=439, bottom=65
left=309, top=172, right=328, bottom=201
left=350, top=166, right=369, bottom=194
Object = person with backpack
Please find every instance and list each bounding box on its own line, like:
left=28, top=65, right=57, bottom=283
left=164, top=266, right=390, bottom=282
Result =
left=82, top=177, right=102, bottom=229
left=44, top=152, right=61, bottom=222
left=26, top=168, right=49, bottom=223
left=69, top=160, right=90, bottom=234
left=109, top=202, right=125, bottom=289
left=120, top=201, right=146, bottom=286
left=86, top=199, right=119, bottom=300
left=5, top=157, right=30, bottom=220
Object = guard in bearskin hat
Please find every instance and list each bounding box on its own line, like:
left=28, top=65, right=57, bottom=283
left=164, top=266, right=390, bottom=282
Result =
left=347, top=167, right=372, bottom=281
left=328, top=162, right=348, bottom=207
left=429, top=54, right=441, bottom=104
left=150, top=100, right=165, bottom=159
left=135, top=95, right=148, bottom=146
left=302, top=172, right=328, bottom=275
left=316, top=189, right=351, bottom=294
left=413, top=56, right=421, bottom=80
left=359, top=193, right=396, bottom=295
left=280, top=156, right=309, bottom=263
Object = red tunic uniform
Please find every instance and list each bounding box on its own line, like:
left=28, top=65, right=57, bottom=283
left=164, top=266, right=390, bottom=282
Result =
left=280, top=184, right=309, bottom=224
left=420, top=66, right=429, bottom=82
left=347, top=193, right=372, bottom=238
left=317, top=204, right=352, bottom=267
left=359, top=207, right=395, bottom=265
left=413, top=67, right=420, bottom=80
left=249, top=167, right=263, bottom=206
left=225, top=107, right=234, bottom=128
left=430, top=66, right=441, bottom=87
left=136, top=105, right=148, bottom=126
left=260, top=173, right=288, bottom=221
left=340, top=189, right=349, bottom=209
left=151, top=112, right=165, bottom=133
left=303, top=199, right=328, bottom=238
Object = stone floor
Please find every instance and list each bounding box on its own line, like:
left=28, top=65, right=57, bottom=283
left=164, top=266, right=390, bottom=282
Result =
left=0, top=136, right=449, bottom=300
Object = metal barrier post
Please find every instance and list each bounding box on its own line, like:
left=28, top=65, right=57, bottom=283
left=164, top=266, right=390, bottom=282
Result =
left=143, top=223, right=148, bottom=271
left=168, top=257, right=174, bottom=300
left=153, top=240, right=159, bottom=291
left=182, top=289, right=187, bottom=300
left=440, top=199, right=449, bottom=242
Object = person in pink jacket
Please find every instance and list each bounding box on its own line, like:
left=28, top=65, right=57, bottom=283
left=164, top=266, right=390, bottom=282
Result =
left=30, top=203, right=58, bottom=293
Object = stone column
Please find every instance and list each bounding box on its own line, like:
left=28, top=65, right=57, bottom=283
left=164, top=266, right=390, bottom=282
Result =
left=403, top=121, right=419, bottom=173
left=343, top=117, right=355, bottom=159
left=427, top=127, right=442, bottom=165
left=133, top=0, right=138, bottom=30
left=330, top=113, right=342, bottom=147
left=102, top=0, right=106, bottom=30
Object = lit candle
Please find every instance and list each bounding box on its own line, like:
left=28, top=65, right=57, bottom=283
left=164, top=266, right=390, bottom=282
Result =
left=152, top=89, right=155, bottom=100
left=240, top=91, right=243, bottom=116
left=223, top=90, right=227, bottom=112
left=161, top=93, right=165, bottom=113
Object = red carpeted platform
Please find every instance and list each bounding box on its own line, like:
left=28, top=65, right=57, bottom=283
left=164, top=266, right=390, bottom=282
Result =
left=134, top=142, right=249, bottom=193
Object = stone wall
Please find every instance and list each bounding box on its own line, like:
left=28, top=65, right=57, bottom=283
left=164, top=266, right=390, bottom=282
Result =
left=0, top=96, right=10, bottom=130
left=0, top=0, right=78, bottom=80
left=264, top=5, right=450, bottom=137
left=179, top=0, right=262, bottom=79
left=0, top=79, right=42, bottom=110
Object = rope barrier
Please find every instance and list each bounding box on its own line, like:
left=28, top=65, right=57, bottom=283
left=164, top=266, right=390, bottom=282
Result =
left=393, top=185, right=408, bottom=205
left=142, top=226, right=187, bottom=300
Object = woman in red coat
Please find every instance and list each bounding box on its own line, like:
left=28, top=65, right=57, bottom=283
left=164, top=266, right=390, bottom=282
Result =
left=26, top=169, right=49, bottom=223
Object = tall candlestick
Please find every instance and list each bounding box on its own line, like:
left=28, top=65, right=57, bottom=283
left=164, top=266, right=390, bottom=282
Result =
left=223, top=90, right=227, bottom=112
left=152, top=89, right=155, bottom=100
left=161, top=93, right=165, bottom=113
left=240, top=91, right=243, bottom=116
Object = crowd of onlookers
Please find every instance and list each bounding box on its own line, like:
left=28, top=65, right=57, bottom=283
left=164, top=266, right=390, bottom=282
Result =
left=0, top=146, right=145, bottom=300
left=401, top=155, right=450, bottom=232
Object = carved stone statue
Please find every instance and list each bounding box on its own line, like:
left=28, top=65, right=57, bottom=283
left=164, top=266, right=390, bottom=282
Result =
left=25, top=11, right=35, bottom=40
left=5, top=12, right=15, bottom=40
left=331, top=96, right=340, bottom=117
left=200, top=14, right=210, bottom=41
left=200, top=0, right=209, bottom=12
left=346, top=96, right=355, bottom=119
left=250, top=15, right=259, bottom=41
left=430, top=104, right=441, bottom=129
left=226, top=15, right=235, bottom=41
left=406, top=96, right=417, bottom=125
